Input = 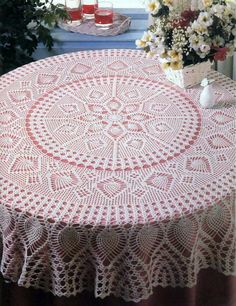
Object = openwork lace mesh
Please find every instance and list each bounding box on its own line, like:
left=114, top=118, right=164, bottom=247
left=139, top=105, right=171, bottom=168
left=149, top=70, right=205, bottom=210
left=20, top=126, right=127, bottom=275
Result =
left=0, top=49, right=235, bottom=302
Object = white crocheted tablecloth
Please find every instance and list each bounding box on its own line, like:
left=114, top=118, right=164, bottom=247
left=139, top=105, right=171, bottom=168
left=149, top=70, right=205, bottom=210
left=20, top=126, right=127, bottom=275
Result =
left=0, top=49, right=235, bottom=302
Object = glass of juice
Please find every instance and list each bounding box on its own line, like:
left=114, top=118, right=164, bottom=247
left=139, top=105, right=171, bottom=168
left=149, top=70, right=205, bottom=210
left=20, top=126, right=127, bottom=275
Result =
left=65, top=0, right=83, bottom=25
left=82, top=0, right=98, bottom=19
left=95, top=1, right=113, bottom=29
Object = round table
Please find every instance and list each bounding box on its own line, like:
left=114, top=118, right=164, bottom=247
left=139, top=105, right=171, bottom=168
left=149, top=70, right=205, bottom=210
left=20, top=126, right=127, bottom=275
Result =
left=0, top=49, right=235, bottom=302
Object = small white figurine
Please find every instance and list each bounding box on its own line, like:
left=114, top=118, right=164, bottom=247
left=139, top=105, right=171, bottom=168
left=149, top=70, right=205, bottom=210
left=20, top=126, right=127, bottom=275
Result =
left=199, top=78, right=216, bottom=109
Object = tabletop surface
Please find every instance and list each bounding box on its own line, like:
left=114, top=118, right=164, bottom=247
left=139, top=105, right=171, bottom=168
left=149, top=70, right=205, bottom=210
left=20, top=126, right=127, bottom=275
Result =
left=1, top=49, right=235, bottom=225
left=0, top=49, right=235, bottom=301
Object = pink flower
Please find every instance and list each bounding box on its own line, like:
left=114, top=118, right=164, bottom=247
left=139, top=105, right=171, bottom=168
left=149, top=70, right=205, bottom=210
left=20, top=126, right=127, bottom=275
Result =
left=171, top=10, right=199, bottom=28
left=213, top=47, right=228, bottom=61
left=181, top=9, right=199, bottom=22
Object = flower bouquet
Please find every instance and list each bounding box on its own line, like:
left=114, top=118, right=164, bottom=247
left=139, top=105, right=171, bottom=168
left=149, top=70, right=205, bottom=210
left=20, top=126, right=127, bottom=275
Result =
left=136, top=0, right=236, bottom=88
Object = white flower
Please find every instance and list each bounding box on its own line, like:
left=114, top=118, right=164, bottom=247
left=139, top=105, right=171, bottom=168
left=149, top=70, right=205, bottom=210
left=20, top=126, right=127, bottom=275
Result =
left=232, top=27, right=236, bottom=37
left=223, top=6, right=236, bottom=20
left=226, top=0, right=236, bottom=10
left=135, top=31, right=154, bottom=48
left=147, top=44, right=158, bottom=57
left=224, top=25, right=232, bottom=34
left=168, top=50, right=183, bottom=61
left=191, top=20, right=208, bottom=35
left=145, top=0, right=161, bottom=15
left=163, top=0, right=174, bottom=9
left=186, top=26, right=194, bottom=35
left=198, top=12, right=213, bottom=27
left=189, top=34, right=204, bottom=50
left=200, top=44, right=211, bottom=53
left=171, top=28, right=188, bottom=53
left=137, top=0, right=235, bottom=68
left=197, top=51, right=207, bottom=59
left=154, top=27, right=164, bottom=37
left=136, top=39, right=147, bottom=48
left=153, top=36, right=164, bottom=47
left=226, top=43, right=235, bottom=56
left=212, top=35, right=225, bottom=47
left=210, top=4, right=225, bottom=19
left=202, top=0, right=213, bottom=7
left=143, top=31, right=155, bottom=42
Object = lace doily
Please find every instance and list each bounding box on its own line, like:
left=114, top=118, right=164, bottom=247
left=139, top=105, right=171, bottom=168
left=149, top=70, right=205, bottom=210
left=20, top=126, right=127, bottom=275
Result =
left=0, top=49, right=235, bottom=302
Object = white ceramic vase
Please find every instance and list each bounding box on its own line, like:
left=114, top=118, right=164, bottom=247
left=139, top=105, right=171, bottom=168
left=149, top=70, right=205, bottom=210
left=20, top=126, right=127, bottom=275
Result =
left=199, top=83, right=216, bottom=109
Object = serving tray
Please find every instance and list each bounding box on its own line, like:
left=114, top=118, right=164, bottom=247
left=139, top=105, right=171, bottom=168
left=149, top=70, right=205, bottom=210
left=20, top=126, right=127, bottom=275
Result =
left=58, top=13, right=131, bottom=36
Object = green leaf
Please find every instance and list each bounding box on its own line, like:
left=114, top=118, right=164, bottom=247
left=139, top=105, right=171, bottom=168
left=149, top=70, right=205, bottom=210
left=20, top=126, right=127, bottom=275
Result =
left=0, top=0, right=68, bottom=74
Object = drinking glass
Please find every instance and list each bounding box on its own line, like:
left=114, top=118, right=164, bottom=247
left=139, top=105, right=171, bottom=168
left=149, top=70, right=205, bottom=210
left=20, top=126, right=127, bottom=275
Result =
left=95, top=1, right=113, bottom=29
left=82, top=0, right=98, bottom=19
left=65, top=0, right=83, bottom=24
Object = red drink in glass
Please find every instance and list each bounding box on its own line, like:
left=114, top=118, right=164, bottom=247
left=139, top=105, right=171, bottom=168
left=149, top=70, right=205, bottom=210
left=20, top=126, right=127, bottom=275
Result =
left=82, top=0, right=98, bottom=19
left=95, top=9, right=113, bottom=27
left=82, top=4, right=98, bottom=14
left=66, top=0, right=83, bottom=24
left=67, top=8, right=83, bottom=22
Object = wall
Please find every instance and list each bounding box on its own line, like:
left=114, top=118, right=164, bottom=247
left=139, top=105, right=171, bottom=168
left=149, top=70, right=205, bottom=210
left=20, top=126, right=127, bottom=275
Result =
left=51, top=0, right=145, bottom=8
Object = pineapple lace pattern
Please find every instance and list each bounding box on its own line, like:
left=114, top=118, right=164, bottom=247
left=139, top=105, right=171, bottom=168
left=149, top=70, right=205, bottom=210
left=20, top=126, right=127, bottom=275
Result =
left=0, top=49, right=235, bottom=302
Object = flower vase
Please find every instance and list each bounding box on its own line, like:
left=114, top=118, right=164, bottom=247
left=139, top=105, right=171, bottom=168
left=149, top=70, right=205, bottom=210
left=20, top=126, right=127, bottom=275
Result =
left=162, top=61, right=212, bottom=89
